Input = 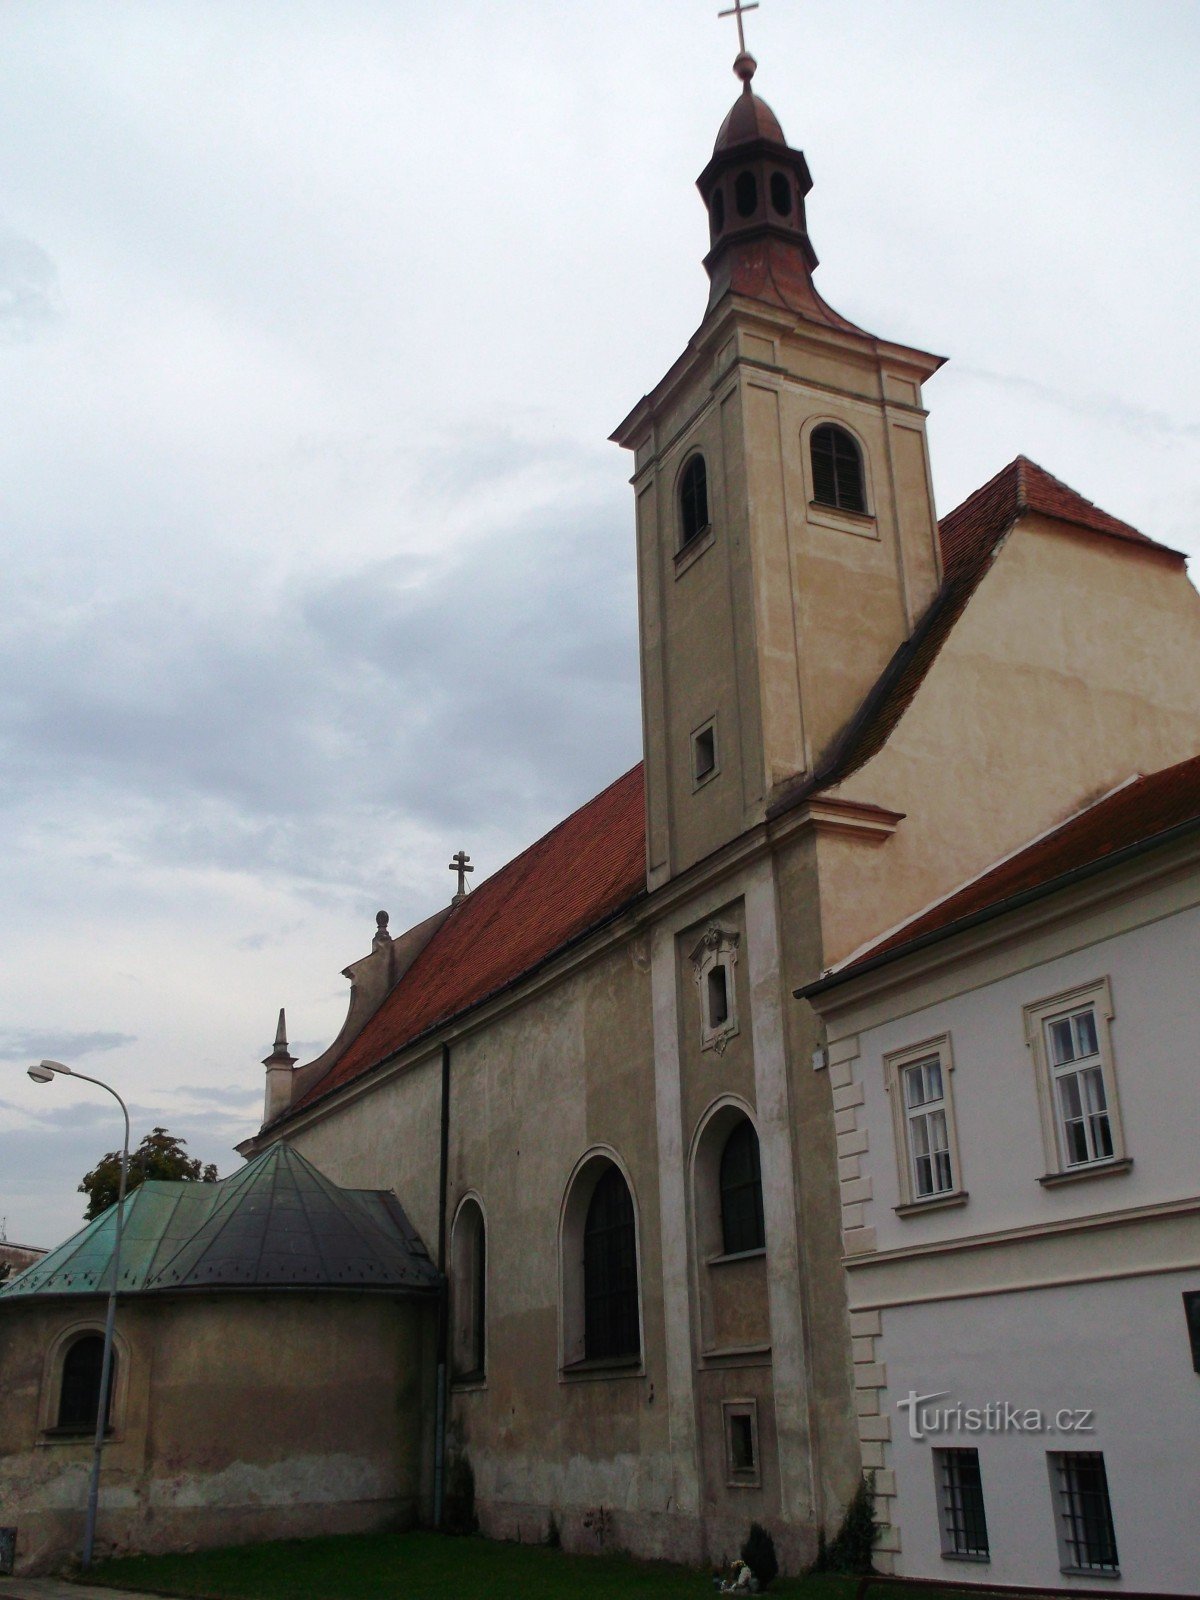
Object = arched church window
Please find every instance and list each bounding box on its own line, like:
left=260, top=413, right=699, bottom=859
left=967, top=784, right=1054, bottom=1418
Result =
left=583, top=1165, right=640, bottom=1361
left=735, top=170, right=758, bottom=218
left=57, top=1333, right=113, bottom=1432
left=711, top=188, right=726, bottom=234
left=770, top=171, right=793, bottom=217
left=719, top=1118, right=765, bottom=1255
left=678, top=454, right=709, bottom=548
left=811, top=423, right=867, bottom=514
left=450, top=1197, right=486, bottom=1381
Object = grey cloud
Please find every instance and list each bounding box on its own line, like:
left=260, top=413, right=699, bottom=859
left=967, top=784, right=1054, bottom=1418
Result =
left=0, top=1029, right=137, bottom=1063
left=958, top=365, right=1200, bottom=443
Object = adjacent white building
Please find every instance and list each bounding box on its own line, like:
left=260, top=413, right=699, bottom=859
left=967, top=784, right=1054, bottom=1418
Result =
left=802, top=757, right=1200, bottom=1594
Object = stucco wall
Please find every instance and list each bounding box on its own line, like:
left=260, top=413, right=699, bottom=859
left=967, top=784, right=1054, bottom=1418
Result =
left=0, top=1291, right=434, bottom=1574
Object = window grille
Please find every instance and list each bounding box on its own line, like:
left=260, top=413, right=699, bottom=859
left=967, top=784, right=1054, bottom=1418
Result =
left=937, top=1448, right=989, bottom=1558
left=1052, top=1452, right=1119, bottom=1573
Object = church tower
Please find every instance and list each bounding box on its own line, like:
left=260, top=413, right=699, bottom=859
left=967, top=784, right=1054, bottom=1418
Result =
left=613, top=47, right=945, bottom=890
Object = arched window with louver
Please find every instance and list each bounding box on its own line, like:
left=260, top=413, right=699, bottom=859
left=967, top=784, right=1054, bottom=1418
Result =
left=57, top=1333, right=114, bottom=1432
left=810, top=423, right=867, bottom=514
left=678, top=453, right=710, bottom=548
left=583, top=1165, right=640, bottom=1360
left=719, top=1118, right=766, bottom=1255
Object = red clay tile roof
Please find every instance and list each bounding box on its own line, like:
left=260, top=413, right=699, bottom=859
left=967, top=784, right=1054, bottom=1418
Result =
left=771, top=457, right=1185, bottom=802
left=808, top=751, right=1200, bottom=991
left=287, top=764, right=647, bottom=1118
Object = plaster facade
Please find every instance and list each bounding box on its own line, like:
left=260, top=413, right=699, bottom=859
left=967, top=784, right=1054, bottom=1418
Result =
left=0, top=1292, right=435, bottom=1574
left=806, top=831, right=1200, bottom=1590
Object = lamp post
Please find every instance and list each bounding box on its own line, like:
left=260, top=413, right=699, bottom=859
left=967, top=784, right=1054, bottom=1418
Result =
left=26, top=1059, right=130, bottom=1570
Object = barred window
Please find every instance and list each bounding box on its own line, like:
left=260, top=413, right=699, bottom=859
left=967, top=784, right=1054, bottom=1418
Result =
left=720, top=1118, right=765, bottom=1255
left=1051, top=1452, right=1119, bottom=1574
left=811, top=423, right=866, bottom=514
left=936, top=1448, right=990, bottom=1559
left=583, top=1166, right=640, bottom=1361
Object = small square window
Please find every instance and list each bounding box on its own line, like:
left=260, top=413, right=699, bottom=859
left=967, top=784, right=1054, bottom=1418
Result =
left=692, top=720, right=717, bottom=786
left=1049, top=1452, right=1119, bottom=1575
left=723, top=1400, right=759, bottom=1486
left=935, top=1448, right=990, bottom=1560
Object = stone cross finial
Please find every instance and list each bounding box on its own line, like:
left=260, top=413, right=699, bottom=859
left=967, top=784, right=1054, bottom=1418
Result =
left=449, top=850, right=474, bottom=905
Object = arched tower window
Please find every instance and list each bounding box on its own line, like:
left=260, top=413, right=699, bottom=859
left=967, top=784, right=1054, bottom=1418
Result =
left=811, top=423, right=867, bottom=514
left=583, top=1166, right=640, bottom=1361
left=450, top=1197, right=486, bottom=1380
left=57, top=1333, right=113, bottom=1432
left=679, top=454, right=709, bottom=547
left=719, top=1118, right=765, bottom=1255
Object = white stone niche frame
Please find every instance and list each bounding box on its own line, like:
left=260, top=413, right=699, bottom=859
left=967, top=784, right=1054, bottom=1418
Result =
left=689, top=922, right=741, bottom=1054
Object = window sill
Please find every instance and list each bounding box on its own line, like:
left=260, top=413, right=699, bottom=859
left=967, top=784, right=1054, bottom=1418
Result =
left=941, top=1552, right=991, bottom=1564
left=707, top=1247, right=766, bottom=1267
left=40, top=1426, right=115, bottom=1445
left=674, top=525, right=715, bottom=577
left=450, top=1372, right=487, bottom=1392
left=1061, top=1569, right=1120, bottom=1581
left=808, top=502, right=878, bottom=540
left=725, top=1474, right=762, bottom=1490
left=560, top=1353, right=643, bottom=1383
left=1039, top=1157, right=1132, bottom=1188
left=701, top=1342, right=772, bottom=1364
left=895, top=1190, right=969, bottom=1217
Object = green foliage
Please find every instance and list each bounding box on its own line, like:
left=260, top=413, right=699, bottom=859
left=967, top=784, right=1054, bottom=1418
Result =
left=811, top=1476, right=877, bottom=1575
left=79, top=1126, right=218, bottom=1220
left=741, top=1523, right=779, bottom=1590
left=442, top=1451, right=478, bottom=1536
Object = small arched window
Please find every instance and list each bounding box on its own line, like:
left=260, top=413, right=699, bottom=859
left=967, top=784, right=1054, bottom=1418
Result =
left=57, top=1333, right=113, bottom=1432
left=450, top=1198, right=487, bottom=1380
left=719, top=1119, right=765, bottom=1255
left=583, top=1166, right=640, bottom=1361
left=811, top=423, right=867, bottom=514
left=678, top=454, right=709, bottom=547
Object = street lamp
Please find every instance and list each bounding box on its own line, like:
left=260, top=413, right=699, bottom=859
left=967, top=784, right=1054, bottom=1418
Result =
left=26, top=1059, right=130, bottom=1570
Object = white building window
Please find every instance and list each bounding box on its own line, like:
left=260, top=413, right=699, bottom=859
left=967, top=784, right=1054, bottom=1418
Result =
left=935, top=1447, right=990, bottom=1560
left=1049, top=1452, right=1119, bottom=1575
left=1024, top=979, right=1128, bottom=1183
left=687, top=923, right=740, bottom=1054
left=884, top=1036, right=966, bottom=1212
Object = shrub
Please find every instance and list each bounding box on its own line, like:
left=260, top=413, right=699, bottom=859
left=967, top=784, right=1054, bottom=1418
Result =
left=813, top=1475, right=876, bottom=1574
left=741, top=1522, right=779, bottom=1590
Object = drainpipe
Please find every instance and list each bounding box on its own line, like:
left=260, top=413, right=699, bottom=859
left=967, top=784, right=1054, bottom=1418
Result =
left=433, top=1041, right=451, bottom=1528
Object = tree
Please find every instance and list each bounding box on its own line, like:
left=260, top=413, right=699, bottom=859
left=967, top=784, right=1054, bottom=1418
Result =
left=79, top=1126, right=218, bottom=1220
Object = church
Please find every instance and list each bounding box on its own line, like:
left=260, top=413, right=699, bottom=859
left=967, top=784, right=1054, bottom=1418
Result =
left=3, top=25, right=1199, bottom=1591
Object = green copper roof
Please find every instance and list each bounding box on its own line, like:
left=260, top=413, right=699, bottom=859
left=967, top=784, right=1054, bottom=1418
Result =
left=0, top=1143, right=438, bottom=1301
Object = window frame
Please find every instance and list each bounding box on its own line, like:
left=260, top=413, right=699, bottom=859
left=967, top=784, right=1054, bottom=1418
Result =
left=39, top=1320, right=128, bottom=1444
left=688, top=921, right=740, bottom=1054
left=934, top=1447, right=990, bottom=1562
left=691, top=718, right=719, bottom=790
left=802, top=418, right=877, bottom=538
left=1024, top=978, right=1129, bottom=1185
left=558, top=1148, right=644, bottom=1380
left=884, top=1034, right=967, bottom=1214
left=677, top=452, right=711, bottom=552
left=722, top=1398, right=761, bottom=1488
left=1048, top=1451, right=1120, bottom=1576
left=719, top=1117, right=766, bottom=1257
left=449, top=1193, right=488, bottom=1387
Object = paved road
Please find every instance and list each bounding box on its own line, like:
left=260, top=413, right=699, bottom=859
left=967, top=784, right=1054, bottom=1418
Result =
left=0, top=1579, right=174, bottom=1600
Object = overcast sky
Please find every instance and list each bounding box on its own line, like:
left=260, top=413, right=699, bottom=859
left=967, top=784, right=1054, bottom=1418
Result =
left=2, top=1, right=1198, bottom=1250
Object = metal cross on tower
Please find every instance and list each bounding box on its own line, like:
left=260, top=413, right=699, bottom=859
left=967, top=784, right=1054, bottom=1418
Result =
left=449, top=850, right=474, bottom=904
left=718, top=0, right=759, bottom=55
